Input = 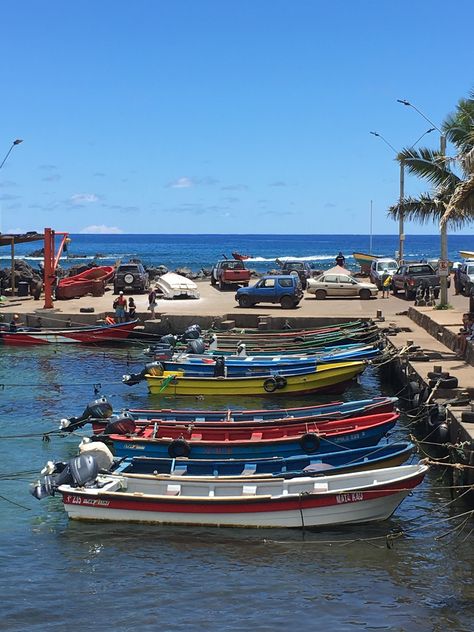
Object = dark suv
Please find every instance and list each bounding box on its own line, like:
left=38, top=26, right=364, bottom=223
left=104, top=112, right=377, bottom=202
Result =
left=114, top=263, right=149, bottom=294
left=277, top=260, right=312, bottom=289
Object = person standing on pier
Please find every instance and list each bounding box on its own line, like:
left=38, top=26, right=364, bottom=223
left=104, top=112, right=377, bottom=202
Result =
left=148, top=288, right=157, bottom=319
left=114, top=292, right=127, bottom=323
left=335, top=252, right=345, bottom=267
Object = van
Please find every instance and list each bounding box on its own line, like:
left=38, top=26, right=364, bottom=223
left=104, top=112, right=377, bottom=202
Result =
left=369, top=258, right=398, bottom=289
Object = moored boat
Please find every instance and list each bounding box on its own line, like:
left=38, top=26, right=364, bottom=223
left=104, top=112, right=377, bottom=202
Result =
left=106, top=412, right=398, bottom=459
left=110, top=441, right=414, bottom=478
left=59, top=395, right=398, bottom=433
left=0, top=319, right=139, bottom=346
left=37, top=461, right=428, bottom=528
left=352, top=252, right=382, bottom=274
left=141, top=361, right=366, bottom=397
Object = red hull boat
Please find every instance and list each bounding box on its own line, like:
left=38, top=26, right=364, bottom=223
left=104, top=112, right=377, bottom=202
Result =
left=0, top=319, right=138, bottom=346
left=56, top=266, right=115, bottom=299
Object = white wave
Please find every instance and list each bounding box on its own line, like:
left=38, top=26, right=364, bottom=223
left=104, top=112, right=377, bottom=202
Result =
left=246, top=254, right=347, bottom=262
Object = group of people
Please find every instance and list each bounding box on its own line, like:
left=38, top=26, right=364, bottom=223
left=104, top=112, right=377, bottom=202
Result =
left=113, top=292, right=136, bottom=323
left=113, top=288, right=158, bottom=323
left=456, top=312, right=474, bottom=358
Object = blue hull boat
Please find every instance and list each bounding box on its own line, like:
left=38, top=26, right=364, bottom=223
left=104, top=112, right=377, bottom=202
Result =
left=113, top=441, right=414, bottom=478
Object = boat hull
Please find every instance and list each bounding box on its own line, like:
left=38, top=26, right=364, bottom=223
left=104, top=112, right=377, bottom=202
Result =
left=0, top=320, right=138, bottom=345
left=110, top=417, right=397, bottom=459
left=60, top=464, right=427, bottom=528
left=144, top=361, right=366, bottom=396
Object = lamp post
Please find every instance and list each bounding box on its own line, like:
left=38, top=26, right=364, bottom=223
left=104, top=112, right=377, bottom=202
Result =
left=0, top=139, right=23, bottom=235
left=370, top=129, right=434, bottom=264
left=0, top=139, right=23, bottom=170
left=397, top=99, right=448, bottom=305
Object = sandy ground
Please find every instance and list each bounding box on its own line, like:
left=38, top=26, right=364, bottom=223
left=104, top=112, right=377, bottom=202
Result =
left=0, top=275, right=469, bottom=322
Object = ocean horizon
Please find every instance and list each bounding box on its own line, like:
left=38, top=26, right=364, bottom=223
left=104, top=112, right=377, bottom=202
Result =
left=5, top=232, right=474, bottom=273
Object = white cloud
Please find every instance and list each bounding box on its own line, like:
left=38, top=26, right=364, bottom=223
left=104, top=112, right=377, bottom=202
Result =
left=168, top=177, right=193, bottom=189
left=70, top=193, right=99, bottom=204
left=80, top=225, right=124, bottom=234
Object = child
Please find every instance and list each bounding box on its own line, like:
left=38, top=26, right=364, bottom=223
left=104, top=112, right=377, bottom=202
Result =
left=148, top=288, right=157, bottom=319
left=128, top=297, right=136, bottom=319
left=381, top=269, right=392, bottom=298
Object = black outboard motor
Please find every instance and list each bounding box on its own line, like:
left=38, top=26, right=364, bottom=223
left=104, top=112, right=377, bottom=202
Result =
left=181, top=324, right=201, bottom=341
left=160, top=334, right=178, bottom=347
left=214, top=356, right=226, bottom=378
left=123, top=361, right=164, bottom=386
left=103, top=413, right=137, bottom=436
left=186, top=338, right=206, bottom=355
left=30, top=454, right=99, bottom=500
left=59, top=396, right=113, bottom=431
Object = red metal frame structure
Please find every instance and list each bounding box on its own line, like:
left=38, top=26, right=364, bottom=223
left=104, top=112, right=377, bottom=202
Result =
left=43, top=227, right=69, bottom=309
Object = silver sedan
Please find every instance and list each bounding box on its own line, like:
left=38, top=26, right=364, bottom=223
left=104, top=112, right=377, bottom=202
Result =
left=307, top=273, right=379, bottom=300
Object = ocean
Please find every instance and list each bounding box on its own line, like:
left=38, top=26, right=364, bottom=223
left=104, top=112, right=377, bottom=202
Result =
left=1, top=233, right=474, bottom=630
left=6, top=232, right=474, bottom=273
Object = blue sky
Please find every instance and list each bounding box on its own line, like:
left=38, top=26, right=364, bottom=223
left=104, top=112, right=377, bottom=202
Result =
left=0, top=0, right=473, bottom=235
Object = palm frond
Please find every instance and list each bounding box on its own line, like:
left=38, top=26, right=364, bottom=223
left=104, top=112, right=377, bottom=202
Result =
left=440, top=174, right=474, bottom=227
left=398, top=147, right=460, bottom=189
left=387, top=193, right=446, bottom=224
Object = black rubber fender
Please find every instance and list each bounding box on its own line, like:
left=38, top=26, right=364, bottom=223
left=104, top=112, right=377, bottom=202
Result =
left=275, top=376, right=287, bottom=390
left=461, top=411, right=474, bottom=423
left=429, top=376, right=458, bottom=389
left=263, top=377, right=278, bottom=393
left=167, top=439, right=191, bottom=458
left=299, top=432, right=321, bottom=454
left=427, top=371, right=450, bottom=380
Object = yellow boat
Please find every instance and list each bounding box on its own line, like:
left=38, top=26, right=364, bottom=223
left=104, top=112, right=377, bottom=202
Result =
left=145, top=361, right=366, bottom=396
left=459, top=250, right=474, bottom=259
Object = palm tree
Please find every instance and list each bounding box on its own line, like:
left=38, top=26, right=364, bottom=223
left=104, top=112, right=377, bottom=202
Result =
left=388, top=92, right=474, bottom=228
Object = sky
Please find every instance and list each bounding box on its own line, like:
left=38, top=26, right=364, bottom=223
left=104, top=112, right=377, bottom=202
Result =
left=0, top=0, right=473, bottom=235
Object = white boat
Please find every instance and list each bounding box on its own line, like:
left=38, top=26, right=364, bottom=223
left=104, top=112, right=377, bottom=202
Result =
left=54, top=462, right=427, bottom=528
left=155, top=272, right=200, bottom=300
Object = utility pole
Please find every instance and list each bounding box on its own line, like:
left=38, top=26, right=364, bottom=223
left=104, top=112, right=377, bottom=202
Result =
left=399, top=159, right=405, bottom=263
left=439, top=134, right=448, bottom=305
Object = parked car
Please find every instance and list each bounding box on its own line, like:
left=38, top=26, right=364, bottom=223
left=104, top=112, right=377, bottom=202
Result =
left=307, top=273, right=378, bottom=300
left=114, top=262, right=149, bottom=294
left=211, top=260, right=251, bottom=290
left=369, top=258, right=398, bottom=289
left=458, top=260, right=474, bottom=295
left=277, top=260, right=312, bottom=289
left=391, top=263, right=441, bottom=300
left=235, top=275, right=303, bottom=309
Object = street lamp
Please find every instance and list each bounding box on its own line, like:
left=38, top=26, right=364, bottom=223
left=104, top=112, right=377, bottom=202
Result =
left=370, top=128, right=434, bottom=263
left=397, top=99, right=448, bottom=305
left=0, top=139, right=23, bottom=170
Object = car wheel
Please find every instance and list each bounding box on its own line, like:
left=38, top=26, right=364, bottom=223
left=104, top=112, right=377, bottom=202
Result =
left=405, top=287, right=416, bottom=300
left=280, top=296, right=294, bottom=309
left=238, top=296, right=251, bottom=308
left=218, top=279, right=225, bottom=291
left=392, top=286, right=399, bottom=295
left=359, top=289, right=371, bottom=300
left=315, top=289, right=327, bottom=300
left=211, top=276, right=217, bottom=286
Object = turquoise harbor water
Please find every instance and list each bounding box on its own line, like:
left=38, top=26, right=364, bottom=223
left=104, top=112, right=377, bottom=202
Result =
left=1, top=234, right=474, bottom=630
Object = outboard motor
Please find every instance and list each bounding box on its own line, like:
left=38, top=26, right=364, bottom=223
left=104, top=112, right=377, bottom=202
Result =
left=123, top=361, right=164, bottom=386
left=214, top=356, right=226, bottom=378
left=59, top=396, right=113, bottom=431
left=145, top=344, right=174, bottom=361
left=236, top=343, right=247, bottom=357
left=160, top=334, right=178, bottom=347
left=78, top=438, right=114, bottom=470
left=186, top=338, right=206, bottom=355
left=181, top=324, right=201, bottom=341
left=30, top=454, right=99, bottom=500
left=102, top=413, right=137, bottom=436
